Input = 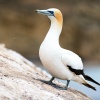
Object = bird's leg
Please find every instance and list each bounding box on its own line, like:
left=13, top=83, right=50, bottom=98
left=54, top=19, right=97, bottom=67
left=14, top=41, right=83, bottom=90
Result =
left=65, top=80, right=70, bottom=90
left=48, top=77, right=55, bottom=85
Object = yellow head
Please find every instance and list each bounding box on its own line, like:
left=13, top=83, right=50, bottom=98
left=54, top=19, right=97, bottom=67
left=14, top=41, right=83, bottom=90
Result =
left=35, top=8, right=63, bottom=25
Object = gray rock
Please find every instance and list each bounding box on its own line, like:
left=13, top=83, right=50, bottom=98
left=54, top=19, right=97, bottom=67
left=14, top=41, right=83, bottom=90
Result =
left=0, top=44, right=92, bottom=100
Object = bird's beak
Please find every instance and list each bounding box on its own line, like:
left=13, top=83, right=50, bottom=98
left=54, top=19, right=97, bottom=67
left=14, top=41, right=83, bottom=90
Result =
left=35, top=9, right=53, bottom=16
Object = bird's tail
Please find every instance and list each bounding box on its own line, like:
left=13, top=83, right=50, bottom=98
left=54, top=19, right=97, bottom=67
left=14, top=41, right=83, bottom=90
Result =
left=83, top=73, right=100, bottom=86
left=82, top=82, right=96, bottom=91
left=78, top=75, right=96, bottom=91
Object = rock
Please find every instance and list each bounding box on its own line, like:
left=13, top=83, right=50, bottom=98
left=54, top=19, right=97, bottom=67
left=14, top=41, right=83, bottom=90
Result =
left=0, top=44, right=92, bottom=100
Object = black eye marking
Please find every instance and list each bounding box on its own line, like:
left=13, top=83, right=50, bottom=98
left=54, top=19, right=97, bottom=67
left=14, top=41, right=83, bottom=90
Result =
left=48, top=11, right=54, bottom=16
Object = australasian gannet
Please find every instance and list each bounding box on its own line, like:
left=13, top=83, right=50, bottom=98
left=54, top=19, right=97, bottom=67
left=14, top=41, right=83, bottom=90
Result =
left=35, top=8, right=100, bottom=90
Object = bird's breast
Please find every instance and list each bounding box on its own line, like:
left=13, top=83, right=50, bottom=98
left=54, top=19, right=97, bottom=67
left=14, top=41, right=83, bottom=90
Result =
left=39, top=43, right=74, bottom=79
left=39, top=42, right=60, bottom=66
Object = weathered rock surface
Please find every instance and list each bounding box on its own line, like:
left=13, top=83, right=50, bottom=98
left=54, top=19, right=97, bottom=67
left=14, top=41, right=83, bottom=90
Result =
left=0, top=44, right=92, bottom=100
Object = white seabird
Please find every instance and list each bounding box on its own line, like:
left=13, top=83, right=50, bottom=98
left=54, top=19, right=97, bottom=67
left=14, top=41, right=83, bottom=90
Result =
left=35, top=8, right=100, bottom=90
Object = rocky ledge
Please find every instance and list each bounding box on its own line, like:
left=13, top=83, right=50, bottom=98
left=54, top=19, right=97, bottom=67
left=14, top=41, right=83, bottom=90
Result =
left=0, top=44, right=92, bottom=100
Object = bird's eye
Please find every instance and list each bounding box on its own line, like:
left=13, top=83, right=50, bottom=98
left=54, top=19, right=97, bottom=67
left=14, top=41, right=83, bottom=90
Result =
left=48, top=11, right=54, bottom=15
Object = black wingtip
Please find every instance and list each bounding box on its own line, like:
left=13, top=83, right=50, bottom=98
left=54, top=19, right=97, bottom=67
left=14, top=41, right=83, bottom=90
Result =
left=83, top=83, right=96, bottom=91
left=83, top=74, right=100, bottom=86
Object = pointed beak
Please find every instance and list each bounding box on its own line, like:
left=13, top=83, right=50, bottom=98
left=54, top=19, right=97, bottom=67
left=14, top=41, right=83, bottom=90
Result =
left=35, top=9, right=53, bottom=16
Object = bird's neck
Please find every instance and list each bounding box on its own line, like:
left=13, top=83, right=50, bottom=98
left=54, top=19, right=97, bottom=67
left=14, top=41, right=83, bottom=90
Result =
left=43, top=19, right=63, bottom=46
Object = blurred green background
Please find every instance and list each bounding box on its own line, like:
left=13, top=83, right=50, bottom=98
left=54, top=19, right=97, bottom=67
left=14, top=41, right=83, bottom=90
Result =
left=0, top=0, right=100, bottom=63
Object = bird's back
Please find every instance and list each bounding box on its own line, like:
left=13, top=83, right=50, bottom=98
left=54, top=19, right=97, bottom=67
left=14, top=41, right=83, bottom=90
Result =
left=61, top=48, right=83, bottom=70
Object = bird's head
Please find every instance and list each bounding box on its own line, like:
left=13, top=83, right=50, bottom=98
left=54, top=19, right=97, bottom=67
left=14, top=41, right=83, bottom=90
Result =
left=35, top=8, right=63, bottom=25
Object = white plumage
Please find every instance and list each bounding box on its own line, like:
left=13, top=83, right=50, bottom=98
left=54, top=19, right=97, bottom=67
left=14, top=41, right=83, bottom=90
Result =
left=36, top=8, right=100, bottom=90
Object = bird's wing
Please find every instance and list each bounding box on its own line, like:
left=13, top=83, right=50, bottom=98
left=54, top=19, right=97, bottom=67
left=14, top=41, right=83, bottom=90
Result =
left=61, top=49, right=83, bottom=75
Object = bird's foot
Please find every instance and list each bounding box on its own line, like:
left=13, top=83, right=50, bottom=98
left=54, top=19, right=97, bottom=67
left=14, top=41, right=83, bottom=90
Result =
left=63, top=86, right=68, bottom=90
left=41, top=80, right=53, bottom=85
left=40, top=77, right=55, bottom=85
